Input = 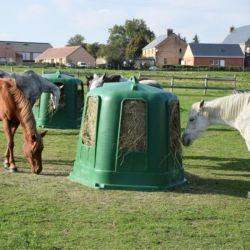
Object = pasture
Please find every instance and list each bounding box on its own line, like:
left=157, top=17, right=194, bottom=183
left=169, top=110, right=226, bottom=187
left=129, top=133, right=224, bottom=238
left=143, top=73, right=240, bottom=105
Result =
left=0, top=67, right=250, bottom=249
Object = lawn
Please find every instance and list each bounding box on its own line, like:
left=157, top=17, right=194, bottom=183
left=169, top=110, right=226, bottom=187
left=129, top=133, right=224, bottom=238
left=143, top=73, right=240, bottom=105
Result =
left=0, top=68, right=249, bottom=249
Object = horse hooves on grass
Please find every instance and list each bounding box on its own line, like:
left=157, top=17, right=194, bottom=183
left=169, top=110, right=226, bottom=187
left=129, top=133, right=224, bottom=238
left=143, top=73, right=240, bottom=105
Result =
left=3, top=163, right=10, bottom=169
left=9, top=167, right=18, bottom=173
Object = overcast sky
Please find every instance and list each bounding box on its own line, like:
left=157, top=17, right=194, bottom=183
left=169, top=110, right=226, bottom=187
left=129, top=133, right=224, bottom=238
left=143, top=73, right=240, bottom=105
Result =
left=0, top=0, right=249, bottom=47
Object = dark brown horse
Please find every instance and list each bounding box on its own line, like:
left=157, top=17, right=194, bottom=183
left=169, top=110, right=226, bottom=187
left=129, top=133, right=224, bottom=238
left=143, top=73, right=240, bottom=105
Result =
left=0, top=78, right=47, bottom=173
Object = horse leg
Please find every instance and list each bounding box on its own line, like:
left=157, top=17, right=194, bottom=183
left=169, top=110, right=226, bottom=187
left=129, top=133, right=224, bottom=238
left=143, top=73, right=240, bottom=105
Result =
left=3, top=119, right=18, bottom=172
left=4, top=119, right=20, bottom=170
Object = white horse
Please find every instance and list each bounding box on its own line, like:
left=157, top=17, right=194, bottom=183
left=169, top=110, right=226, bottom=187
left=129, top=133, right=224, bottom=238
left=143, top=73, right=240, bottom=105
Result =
left=86, top=73, right=163, bottom=90
left=182, top=93, right=250, bottom=151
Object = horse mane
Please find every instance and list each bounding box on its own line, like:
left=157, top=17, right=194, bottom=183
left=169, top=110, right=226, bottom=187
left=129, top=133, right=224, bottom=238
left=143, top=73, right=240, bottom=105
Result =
left=8, top=79, right=37, bottom=136
left=205, top=92, right=250, bottom=120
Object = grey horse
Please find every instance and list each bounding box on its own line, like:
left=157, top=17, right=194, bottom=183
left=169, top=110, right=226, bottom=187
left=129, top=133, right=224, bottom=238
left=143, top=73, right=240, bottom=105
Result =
left=0, top=70, right=60, bottom=109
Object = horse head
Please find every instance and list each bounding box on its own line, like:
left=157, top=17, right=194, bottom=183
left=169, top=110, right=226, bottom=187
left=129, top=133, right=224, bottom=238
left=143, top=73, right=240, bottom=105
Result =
left=23, top=71, right=61, bottom=111
left=182, top=100, right=210, bottom=146
left=23, top=131, right=47, bottom=174
left=89, top=73, right=106, bottom=90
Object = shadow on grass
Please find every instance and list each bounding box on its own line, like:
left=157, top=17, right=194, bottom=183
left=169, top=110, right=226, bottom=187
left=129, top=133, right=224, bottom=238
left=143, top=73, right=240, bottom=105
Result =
left=184, top=155, right=250, bottom=172
left=9, top=156, right=73, bottom=177
left=15, top=169, right=69, bottom=177
left=180, top=155, right=250, bottom=197
left=178, top=172, right=250, bottom=198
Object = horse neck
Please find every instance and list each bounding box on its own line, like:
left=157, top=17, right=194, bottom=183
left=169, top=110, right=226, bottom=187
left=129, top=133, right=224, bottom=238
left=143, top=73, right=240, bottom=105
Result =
left=205, top=95, right=248, bottom=126
left=9, top=86, right=38, bottom=139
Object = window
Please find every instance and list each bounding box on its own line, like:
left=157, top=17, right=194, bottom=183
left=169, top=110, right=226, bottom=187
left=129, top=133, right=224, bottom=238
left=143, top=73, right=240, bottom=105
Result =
left=164, top=58, right=167, bottom=64
left=210, top=59, right=219, bottom=66
left=21, top=52, right=30, bottom=60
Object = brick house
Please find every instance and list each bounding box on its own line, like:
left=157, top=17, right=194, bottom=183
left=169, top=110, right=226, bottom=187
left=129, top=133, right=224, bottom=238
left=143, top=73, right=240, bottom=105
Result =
left=36, top=46, right=95, bottom=66
left=142, top=29, right=187, bottom=66
left=183, top=43, right=245, bottom=69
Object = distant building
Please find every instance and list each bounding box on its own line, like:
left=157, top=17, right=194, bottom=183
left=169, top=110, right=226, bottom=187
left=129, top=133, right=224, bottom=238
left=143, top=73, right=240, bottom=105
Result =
left=0, top=45, right=21, bottom=65
left=0, top=41, right=52, bottom=62
left=96, top=57, right=107, bottom=67
left=223, top=25, right=250, bottom=67
left=36, top=46, right=96, bottom=66
left=183, top=43, right=245, bottom=69
left=142, top=29, right=187, bottom=66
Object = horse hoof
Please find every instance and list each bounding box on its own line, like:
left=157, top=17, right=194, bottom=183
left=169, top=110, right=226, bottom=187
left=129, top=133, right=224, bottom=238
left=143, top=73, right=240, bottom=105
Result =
left=9, top=167, right=17, bottom=173
left=3, top=163, right=10, bottom=169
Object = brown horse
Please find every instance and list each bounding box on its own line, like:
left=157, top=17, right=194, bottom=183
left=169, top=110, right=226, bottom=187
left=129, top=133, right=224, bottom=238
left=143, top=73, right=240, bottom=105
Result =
left=0, top=78, right=47, bottom=173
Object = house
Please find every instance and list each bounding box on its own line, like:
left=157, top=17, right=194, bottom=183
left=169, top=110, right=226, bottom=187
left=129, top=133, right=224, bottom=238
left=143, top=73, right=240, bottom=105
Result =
left=0, top=45, right=22, bottom=65
left=182, top=43, right=245, bottom=69
left=223, top=25, right=250, bottom=67
left=0, top=41, right=52, bottom=62
left=96, top=57, right=107, bottom=67
left=142, top=29, right=187, bottom=66
left=35, top=46, right=96, bottom=67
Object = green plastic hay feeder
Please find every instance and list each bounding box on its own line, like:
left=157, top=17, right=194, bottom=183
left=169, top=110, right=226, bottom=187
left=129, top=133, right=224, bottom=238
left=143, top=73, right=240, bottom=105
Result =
left=32, top=71, right=84, bottom=129
left=69, top=77, right=186, bottom=191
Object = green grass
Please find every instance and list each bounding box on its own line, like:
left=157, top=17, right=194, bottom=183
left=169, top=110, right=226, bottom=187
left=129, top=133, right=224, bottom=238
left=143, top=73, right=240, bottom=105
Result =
left=0, top=69, right=250, bottom=249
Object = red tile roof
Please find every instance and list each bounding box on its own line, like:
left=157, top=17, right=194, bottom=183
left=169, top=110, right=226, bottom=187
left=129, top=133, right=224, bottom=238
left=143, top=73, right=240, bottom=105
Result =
left=36, top=46, right=81, bottom=59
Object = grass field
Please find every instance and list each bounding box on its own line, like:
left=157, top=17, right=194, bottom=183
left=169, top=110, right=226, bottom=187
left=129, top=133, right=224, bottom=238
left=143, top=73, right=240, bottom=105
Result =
left=0, top=68, right=250, bottom=249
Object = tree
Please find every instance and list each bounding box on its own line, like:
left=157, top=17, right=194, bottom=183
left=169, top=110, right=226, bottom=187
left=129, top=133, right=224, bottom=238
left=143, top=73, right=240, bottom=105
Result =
left=67, top=34, right=85, bottom=47
left=192, top=34, right=200, bottom=44
left=124, top=19, right=155, bottom=43
left=126, top=33, right=148, bottom=59
left=106, top=19, right=155, bottom=68
left=85, top=43, right=102, bottom=58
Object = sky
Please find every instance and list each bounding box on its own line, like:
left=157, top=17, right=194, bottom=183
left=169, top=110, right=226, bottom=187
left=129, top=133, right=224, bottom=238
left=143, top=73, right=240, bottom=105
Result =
left=0, top=0, right=249, bottom=47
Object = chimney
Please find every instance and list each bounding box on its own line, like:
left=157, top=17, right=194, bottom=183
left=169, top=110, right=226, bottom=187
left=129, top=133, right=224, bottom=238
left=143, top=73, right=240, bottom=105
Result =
left=230, top=26, right=235, bottom=33
left=167, top=29, right=173, bottom=36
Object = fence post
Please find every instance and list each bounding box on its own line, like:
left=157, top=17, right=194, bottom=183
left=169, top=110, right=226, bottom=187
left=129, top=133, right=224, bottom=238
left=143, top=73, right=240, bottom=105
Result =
left=204, top=74, right=208, bottom=95
left=171, top=76, right=174, bottom=92
left=233, top=74, right=236, bottom=90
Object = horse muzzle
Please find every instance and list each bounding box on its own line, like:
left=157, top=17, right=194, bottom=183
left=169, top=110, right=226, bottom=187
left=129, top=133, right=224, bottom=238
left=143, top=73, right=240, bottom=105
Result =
left=181, top=133, right=192, bottom=147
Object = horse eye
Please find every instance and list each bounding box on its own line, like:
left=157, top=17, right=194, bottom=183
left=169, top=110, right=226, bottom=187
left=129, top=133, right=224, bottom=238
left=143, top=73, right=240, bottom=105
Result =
left=189, top=117, right=195, bottom=122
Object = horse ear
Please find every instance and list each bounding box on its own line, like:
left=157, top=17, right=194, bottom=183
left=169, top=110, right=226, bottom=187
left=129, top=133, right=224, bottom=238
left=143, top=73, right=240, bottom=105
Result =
left=100, top=73, right=106, bottom=81
left=86, top=75, right=93, bottom=81
left=199, top=100, right=205, bottom=109
left=40, top=130, right=48, bottom=138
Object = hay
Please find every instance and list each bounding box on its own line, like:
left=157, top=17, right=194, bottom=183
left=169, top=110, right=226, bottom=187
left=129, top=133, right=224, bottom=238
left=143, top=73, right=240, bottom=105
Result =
left=82, top=97, right=98, bottom=146
left=119, top=100, right=147, bottom=152
left=169, top=101, right=182, bottom=154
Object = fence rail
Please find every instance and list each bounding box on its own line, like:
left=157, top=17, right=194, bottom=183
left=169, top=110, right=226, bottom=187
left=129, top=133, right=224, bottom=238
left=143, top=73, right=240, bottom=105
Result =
left=138, top=73, right=237, bottom=95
